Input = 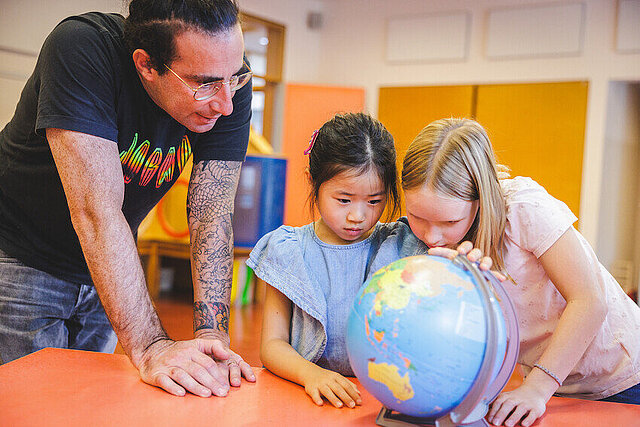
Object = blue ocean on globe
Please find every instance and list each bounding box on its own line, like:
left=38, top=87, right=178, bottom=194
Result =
left=346, top=255, right=506, bottom=419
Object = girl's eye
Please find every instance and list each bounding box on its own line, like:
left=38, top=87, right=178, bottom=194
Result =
left=369, top=199, right=382, bottom=205
left=338, top=198, right=350, bottom=204
left=447, top=220, right=460, bottom=225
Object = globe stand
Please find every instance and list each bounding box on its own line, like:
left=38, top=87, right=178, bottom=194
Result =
left=375, top=408, right=489, bottom=427
left=374, top=256, right=520, bottom=427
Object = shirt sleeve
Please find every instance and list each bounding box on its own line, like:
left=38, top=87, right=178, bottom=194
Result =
left=35, top=16, right=120, bottom=142
left=247, top=225, right=328, bottom=363
left=246, top=225, right=324, bottom=316
left=368, top=220, right=429, bottom=279
left=504, top=177, right=578, bottom=258
left=246, top=225, right=301, bottom=288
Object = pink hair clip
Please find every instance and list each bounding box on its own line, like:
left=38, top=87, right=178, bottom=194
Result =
left=304, top=129, right=319, bottom=155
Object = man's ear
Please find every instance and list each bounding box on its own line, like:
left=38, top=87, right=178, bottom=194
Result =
left=132, top=49, right=156, bottom=81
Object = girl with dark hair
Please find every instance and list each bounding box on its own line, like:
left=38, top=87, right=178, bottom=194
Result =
left=247, top=113, right=404, bottom=408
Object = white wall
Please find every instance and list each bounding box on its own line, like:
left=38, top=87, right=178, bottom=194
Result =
left=0, top=0, right=126, bottom=128
left=598, top=82, right=640, bottom=292
left=0, top=0, right=127, bottom=54
left=311, top=0, right=640, bottom=251
left=238, top=0, right=324, bottom=83
left=237, top=0, right=325, bottom=151
left=2, top=0, right=639, bottom=259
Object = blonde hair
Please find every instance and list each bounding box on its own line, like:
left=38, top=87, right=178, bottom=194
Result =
left=402, top=118, right=510, bottom=271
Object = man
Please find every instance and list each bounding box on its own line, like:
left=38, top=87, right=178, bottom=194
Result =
left=0, top=0, right=256, bottom=397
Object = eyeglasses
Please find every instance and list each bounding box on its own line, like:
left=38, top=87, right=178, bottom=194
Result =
left=164, top=61, right=253, bottom=101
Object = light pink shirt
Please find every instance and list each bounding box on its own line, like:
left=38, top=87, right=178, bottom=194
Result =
left=502, top=177, right=640, bottom=399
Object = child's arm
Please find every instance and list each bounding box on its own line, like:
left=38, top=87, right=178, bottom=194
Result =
left=260, top=285, right=362, bottom=408
left=488, top=227, right=607, bottom=427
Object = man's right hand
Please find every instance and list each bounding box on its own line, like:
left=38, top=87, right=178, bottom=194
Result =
left=47, top=128, right=233, bottom=397
left=137, top=338, right=234, bottom=397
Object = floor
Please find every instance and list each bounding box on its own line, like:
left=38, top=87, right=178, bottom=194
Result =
left=115, top=298, right=263, bottom=367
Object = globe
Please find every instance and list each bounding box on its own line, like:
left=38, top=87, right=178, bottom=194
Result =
left=346, top=255, right=510, bottom=420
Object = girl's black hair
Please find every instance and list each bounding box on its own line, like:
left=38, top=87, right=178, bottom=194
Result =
left=307, top=112, right=400, bottom=221
left=124, top=0, right=240, bottom=74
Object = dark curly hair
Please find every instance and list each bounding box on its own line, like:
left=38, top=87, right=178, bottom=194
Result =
left=123, top=0, right=239, bottom=75
left=307, top=112, right=400, bottom=222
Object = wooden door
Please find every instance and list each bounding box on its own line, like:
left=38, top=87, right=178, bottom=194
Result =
left=475, top=81, right=588, bottom=218
left=378, top=85, right=475, bottom=214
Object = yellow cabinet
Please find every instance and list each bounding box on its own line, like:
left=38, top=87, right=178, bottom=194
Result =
left=378, top=81, right=588, bottom=219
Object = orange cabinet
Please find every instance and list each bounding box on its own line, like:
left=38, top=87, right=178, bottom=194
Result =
left=281, top=83, right=365, bottom=226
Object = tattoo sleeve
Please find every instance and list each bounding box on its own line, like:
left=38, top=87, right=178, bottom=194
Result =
left=187, top=160, right=241, bottom=335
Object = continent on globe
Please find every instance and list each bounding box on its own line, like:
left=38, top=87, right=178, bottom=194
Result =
left=361, top=257, right=474, bottom=316
left=368, top=361, right=415, bottom=401
left=347, top=255, right=512, bottom=419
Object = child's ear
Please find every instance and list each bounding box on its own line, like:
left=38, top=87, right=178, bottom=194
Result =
left=304, top=168, right=311, bottom=184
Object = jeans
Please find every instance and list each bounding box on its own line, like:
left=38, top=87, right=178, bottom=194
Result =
left=0, top=248, right=117, bottom=364
left=599, top=382, right=640, bottom=405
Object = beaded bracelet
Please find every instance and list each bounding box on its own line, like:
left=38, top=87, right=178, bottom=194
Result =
left=533, top=363, right=562, bottom=387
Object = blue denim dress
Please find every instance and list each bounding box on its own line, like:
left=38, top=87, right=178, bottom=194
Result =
left=247, top=219, right=426, bottom=376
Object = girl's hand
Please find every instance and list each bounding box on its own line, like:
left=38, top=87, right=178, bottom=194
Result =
left=487, top=384, right=548, bottom=427
left=302, top=366, right=362, bottom=408
left=428, top=241, right=506, bottom=281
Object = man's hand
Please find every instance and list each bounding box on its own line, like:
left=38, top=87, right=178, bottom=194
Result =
left=195, top=329, right=256, bottom=387
left=137, top=336, right=254, bottom=397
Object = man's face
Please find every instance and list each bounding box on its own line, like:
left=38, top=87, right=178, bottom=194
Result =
left=144, top=24, right=246, bottom=133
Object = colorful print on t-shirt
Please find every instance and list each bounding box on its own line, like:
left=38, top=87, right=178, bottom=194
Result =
left=120, top=133, right=192, bottom=188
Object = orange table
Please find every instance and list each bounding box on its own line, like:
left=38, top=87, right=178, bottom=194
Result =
left=1, top=348, right=639, bottom=426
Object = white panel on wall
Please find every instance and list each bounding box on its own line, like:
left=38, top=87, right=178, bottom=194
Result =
left=486, top=3, right=585, bottom=59
left=617, top=0, right=640, bottom=53
left=385, top=12, right=470, bottom=63
left=0, top=0, right=125, bottom=55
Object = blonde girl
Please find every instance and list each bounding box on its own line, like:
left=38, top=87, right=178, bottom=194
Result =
left=401, top=118, right=640, bottom=426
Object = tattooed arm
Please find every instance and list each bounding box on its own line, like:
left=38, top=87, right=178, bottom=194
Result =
left=47, top=129, right=235, bottom=398
left=188, top=160, right=256, bottom=386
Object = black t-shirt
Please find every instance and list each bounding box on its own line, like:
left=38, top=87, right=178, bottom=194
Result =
left=0, top=12, right=251, bottom=283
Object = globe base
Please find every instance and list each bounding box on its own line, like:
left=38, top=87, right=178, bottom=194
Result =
left=376, top=406, right=492, bottom=427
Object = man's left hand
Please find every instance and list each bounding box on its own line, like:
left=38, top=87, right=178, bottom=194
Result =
left=195, top=329, right=256, bottom=387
